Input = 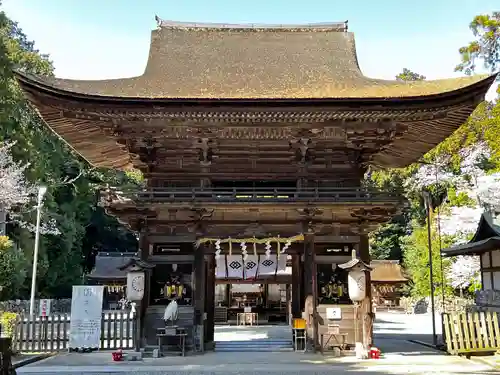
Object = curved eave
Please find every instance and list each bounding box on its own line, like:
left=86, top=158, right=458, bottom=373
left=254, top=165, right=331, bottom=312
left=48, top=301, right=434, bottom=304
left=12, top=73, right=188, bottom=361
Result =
left=14, top=70, right=497, bottom=107
left=15, top=71, right=497, bottom=170
left=441, top=237, right=500, bottom=257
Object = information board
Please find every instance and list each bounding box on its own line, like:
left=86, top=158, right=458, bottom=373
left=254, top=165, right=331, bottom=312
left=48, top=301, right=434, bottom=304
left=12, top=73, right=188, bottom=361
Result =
left=326, top=307, right=342, bottom=320
left=39, top=299, right=51, bottom=317
left=69, top=285, right=104, bottom=349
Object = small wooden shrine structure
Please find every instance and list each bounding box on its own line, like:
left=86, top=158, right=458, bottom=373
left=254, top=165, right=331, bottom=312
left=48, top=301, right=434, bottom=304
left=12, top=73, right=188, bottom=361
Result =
left=86, top=252, right=136, bottom=309
left=442, top=213, right=500, bottom=310
left=15, top=18, right=495, bottom=352
left=370, top=260, right=408, bottom=307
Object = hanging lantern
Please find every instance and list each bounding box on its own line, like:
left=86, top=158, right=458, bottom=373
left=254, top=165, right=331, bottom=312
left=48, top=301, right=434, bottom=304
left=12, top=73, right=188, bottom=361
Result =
left=338, top=250, right=372, bottom=303
left=347, top=269, right=366, bottom=302
left=126, top=269, right=145, bottom=301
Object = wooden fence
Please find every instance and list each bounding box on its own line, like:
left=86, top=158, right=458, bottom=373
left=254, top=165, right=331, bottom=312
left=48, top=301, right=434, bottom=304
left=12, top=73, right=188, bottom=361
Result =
left=442, top=311, right=500, bottom=356
left=12, top=311, right=136, bottom=352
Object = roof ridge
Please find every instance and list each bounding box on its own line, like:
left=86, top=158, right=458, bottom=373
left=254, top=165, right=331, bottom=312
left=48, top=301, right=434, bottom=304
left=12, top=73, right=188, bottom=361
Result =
left=154, top=16, right=348, bottom=32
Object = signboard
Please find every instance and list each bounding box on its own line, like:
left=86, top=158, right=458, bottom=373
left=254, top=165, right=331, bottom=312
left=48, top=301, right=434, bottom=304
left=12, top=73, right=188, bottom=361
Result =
left=39, top=299, right=51, bottom=317
left=326, top=307, right=342, bottom=320
left=69, top=285, right=104, bottom=349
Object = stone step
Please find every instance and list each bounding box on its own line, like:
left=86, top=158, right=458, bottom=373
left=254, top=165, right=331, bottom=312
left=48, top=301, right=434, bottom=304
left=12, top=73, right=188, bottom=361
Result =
left=215, top=345, right=293, bottom=352
left=215, top=338, right=293, bottom=352
left=215, top=339, right=292, bottom=345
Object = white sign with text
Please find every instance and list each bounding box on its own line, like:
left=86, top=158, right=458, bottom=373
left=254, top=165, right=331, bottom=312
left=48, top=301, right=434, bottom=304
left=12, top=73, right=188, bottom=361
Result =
left=69, top=286, right=104, bottom=349
left=326, top=307, right=342, bottom=320
left=39, top=299, right=51, bottom=317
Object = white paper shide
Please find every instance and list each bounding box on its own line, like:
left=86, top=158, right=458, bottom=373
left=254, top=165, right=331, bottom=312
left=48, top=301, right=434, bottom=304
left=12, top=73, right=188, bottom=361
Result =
left=69, top=286, right=104, bottom=349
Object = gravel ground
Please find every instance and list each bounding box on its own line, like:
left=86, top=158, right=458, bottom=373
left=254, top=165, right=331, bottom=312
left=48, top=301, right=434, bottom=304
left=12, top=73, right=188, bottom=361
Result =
left=16, top=312, right=498, bottom=375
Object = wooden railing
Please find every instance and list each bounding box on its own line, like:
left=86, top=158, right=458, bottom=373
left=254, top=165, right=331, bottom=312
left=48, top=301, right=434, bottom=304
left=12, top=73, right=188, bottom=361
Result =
left=103, top=187, right=400, bottom=203
left=442, top=311, right=500, bottom=356
left=12, top=311, right=136, bottom=353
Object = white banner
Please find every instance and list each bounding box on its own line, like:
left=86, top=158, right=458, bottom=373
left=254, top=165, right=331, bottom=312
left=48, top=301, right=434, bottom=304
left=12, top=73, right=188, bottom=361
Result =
left=244, top=255, right=259, bottom=280
left=258, top=255, right=277, bottom=276
left=276, top=254, right=288, bottom=274
left=69, top=285, right=104, bottom=349
left=226, top=255, right=244, bottom=278
left=216, top=256, right=227, bottom=279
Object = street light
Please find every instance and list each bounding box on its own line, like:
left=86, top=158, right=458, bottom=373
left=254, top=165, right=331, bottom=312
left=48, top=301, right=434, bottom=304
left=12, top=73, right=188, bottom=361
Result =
left=29, top=185, right=47, bottom=318
left=422, top=191, right=438, bottom=347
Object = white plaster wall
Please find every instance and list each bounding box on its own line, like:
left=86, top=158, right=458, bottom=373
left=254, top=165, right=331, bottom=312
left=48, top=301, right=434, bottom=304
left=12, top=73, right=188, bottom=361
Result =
left=491, top=249, right=500, bottom=267
left=493, top=271, right=500, bottom=289
left=482, top=252, right=491, bottom=268
left=483, top=271, right=492, bottom=290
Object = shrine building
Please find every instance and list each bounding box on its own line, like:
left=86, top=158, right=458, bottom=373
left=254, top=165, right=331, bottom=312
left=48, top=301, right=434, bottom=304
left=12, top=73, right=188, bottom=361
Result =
left=15, top=18, right=496, bottom=353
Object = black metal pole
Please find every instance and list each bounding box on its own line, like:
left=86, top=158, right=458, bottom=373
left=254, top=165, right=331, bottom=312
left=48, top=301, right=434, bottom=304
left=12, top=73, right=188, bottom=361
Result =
left=434, top=165, right=446, bottom=312
left=424, top=193, right=438, bottom=347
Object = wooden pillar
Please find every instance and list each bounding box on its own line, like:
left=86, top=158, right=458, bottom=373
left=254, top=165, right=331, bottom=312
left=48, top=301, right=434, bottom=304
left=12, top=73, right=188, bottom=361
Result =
left=137, top=226, right=150, bottom=348
left=303, top=231, right=318, bottom=350
left=205, top=253, right=216, bottom=347
left=193, top=244, right=206, bottom=351
left=225, top=284, right=230, bottom=306
left=359, top=234, right=373, bottom=347
left=291, top=254, right=301, bottom=319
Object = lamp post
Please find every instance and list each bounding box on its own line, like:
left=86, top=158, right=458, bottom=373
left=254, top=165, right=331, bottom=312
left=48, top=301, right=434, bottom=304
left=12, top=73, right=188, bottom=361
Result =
left=422, top=191, right=438, bottom=347
left=417, top=159, right=446, bottom=347
left=29, top=186, right=47, bottom=318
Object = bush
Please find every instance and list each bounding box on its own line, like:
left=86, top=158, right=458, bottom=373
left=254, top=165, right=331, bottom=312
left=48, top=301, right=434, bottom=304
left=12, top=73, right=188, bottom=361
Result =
left=0, top=312, right=19, bottom=337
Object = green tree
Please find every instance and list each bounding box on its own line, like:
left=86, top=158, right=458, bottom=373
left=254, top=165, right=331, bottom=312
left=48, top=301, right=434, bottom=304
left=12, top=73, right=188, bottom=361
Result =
left=402, top=220, right=454, bottom=298
left=396, top=68, right=426, bottom=82
left=0, top=7, right=138, bottom=299
left=456, top=12, right=500, bottom=76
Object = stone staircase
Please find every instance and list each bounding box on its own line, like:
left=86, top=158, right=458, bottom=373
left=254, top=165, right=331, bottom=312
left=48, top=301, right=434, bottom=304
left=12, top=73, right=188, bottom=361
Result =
left=214, top=325, right=293, bottom=352
left=215, top=337, right=293, bottom=352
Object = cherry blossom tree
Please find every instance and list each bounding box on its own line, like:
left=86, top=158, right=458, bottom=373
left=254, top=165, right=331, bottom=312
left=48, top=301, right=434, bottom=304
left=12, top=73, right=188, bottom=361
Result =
left=0, top=141, right=59, bottom=235
left=448, top=255, right=481, bottom=292
left=0, top=141, right=34, bottom=211
left=438, top=142, right=498, bottom=290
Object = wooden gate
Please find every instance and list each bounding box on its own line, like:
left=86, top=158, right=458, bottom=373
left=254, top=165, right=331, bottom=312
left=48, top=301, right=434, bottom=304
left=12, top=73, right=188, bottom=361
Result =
left=442, top=311, right=500, bottom=356
left=12, top=311, right=136, bottom=352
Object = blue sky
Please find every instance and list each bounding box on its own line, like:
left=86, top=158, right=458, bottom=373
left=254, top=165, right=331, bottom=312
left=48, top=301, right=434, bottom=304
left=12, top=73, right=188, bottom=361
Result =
left=2, top=0, right=499, bottom=98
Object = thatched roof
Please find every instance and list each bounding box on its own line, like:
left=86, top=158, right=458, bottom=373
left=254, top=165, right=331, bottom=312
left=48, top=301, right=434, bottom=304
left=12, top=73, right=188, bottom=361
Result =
left=14, top=20, right=494, bottom=99
left=370, top=260, right=408, bottom=283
